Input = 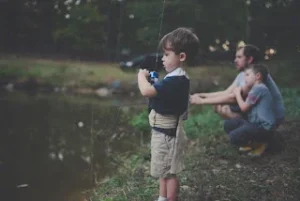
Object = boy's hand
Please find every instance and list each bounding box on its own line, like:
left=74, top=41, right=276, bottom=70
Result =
left=234, top=87, right=242, bottom=96
left=189, top=94, right=203, bottom=104
left=138, top=69, right=150, bottom=77
left=241, top=85, right=250, bottom=98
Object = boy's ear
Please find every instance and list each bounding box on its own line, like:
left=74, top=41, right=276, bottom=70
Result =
left=179, top=52, right=186, bottom=62
left=255, top=72, right=262, bottom=80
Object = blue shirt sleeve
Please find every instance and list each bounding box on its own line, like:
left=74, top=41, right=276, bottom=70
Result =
left=246, top=85, right=265, bottom=105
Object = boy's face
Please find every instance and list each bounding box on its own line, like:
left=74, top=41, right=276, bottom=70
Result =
left=244, top=68, right=258, bottom=87
left=162, top=49, right=182, bottom=72
left=161, top=42, right=184, bottom=72
left=234, top=48, right=251, bottom=71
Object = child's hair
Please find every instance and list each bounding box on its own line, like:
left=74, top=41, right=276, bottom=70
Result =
left=158, top=27, right=199, bottom=65
left=246, top=64, right=269, bottom=83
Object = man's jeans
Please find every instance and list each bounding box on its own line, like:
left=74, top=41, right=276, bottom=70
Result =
left=224, top=118, right=273, bottom=146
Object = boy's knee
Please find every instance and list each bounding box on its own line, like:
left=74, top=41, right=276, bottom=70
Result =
left=213, top=104, right=223, bottom=114
left=221, top=105, right=242, bottom=119
left=221, top=105, right=230, bottom=114
left=215, top=105, right=232, bottom=119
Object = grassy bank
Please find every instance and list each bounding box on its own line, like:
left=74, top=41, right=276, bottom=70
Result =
left=1, top=57, right=300, bottom=92
left=0, top=58, right=135, bottom=88
left=87, top=88, right=300, bottom=201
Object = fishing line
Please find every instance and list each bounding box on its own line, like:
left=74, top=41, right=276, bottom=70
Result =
left=89, top=105, right=96, bottom=184
left=155, top=0, right=166, bottom=71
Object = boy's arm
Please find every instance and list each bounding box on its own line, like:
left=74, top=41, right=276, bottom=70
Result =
left=138, top=69, right=157, bottom=97
left=234, top=87, right=251, bottom=112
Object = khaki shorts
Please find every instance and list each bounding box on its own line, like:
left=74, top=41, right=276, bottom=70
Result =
left=150, top=126, right=187, bottom=178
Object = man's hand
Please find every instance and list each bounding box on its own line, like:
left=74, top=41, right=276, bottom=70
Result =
left=197, top=93, right=207, bottom=98
left=189, top=94, right=203, bottom=104
left=138, top=69, right=149, bottom=78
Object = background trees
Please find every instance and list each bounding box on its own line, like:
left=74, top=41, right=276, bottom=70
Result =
left=0, top=0, right=299, bottom=61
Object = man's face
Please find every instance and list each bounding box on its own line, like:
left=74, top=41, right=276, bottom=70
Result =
left=234, top=48, right=250, bottom=71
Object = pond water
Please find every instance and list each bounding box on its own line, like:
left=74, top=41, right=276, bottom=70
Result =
left=0, top=91, right=149, bottom=201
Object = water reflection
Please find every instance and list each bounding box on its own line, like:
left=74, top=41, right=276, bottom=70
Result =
left=0, top=92, right=149, bottom=201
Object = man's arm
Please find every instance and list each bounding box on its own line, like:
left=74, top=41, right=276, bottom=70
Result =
left=190, top=92, right=236, bottom=105
left=195, top=81, right=237, bottom=98
left=138, top=69, right=157, bottom=97
left=202, top=92, right=236, bottom=104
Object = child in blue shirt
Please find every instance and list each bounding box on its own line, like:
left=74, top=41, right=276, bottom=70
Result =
left=137, top=27, right=199, bottom=201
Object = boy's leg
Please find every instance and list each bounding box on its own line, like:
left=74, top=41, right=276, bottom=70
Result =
left=227, top=120, right=272, bottom=150
left=151, top=130, right=169, bottom=201
left=224, top=118, right=253, bottom=151
left=159, top=178, right=167, bottom=199
left=166, top=175, right=179, bottom=201
left=225, top=119, right=255, bottom=146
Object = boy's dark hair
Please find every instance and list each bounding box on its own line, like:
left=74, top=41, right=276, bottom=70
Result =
left=246, top=64, right=269, bottom=83
left=159, top=27, right=199, bottom=65
left=237, top=44, right=261, bottom=64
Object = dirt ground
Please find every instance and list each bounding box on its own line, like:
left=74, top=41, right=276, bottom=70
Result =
left=179, top=120, right=300, bottom=201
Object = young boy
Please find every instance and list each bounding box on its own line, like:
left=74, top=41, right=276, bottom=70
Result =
left=137, top=27, right=199, bottom=201
left=223, top=64, right=276, bottom=156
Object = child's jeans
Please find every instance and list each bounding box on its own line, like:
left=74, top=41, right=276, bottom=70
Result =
left=224, top=118, right=273, bottom=146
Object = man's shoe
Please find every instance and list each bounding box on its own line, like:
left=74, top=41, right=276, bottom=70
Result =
left=248, top=143, right=267, bottom=157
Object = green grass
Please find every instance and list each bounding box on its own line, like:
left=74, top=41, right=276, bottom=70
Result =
left=281, top=88, right=300, bottom=118
left=0, top=58, right=136, bottom=87
left=90, top=154, right=157, bottom=201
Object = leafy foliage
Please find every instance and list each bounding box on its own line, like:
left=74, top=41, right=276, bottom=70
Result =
left=129, top=109, right=150, bottom=133
left=53, top=3, right=106, bottom=51
left=184, top=106, right=223, bottom=139
left=281, top=88, right=300, bottom=118
left=1, top=0, right=299, bottom=59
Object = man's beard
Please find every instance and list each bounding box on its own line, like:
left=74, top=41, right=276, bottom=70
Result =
left=236, top=65, right=245, bottom=72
